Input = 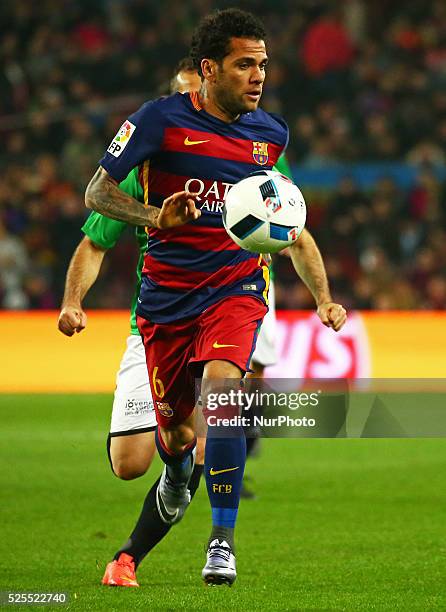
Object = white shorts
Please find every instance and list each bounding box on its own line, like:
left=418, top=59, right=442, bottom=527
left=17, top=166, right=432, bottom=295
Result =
left=251, top=281, right=278, bottom=367
left=110, top=335, right=157, bottom=436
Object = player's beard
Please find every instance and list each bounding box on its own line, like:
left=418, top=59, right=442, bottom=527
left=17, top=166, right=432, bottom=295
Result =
left=214, top=81, right=257, bottom=119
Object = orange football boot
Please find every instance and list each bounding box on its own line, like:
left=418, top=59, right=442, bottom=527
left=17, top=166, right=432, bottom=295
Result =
left=101, top=553, right=139, bottom=587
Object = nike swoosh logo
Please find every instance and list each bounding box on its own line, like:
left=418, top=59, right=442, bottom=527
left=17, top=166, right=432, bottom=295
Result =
left=184, top=136, right=210, bottom=146
left=119, top=575, right=138, bottom=583
left=210, top=467, right=239, bottom=476
left=212, top=342, right=239, bottom=349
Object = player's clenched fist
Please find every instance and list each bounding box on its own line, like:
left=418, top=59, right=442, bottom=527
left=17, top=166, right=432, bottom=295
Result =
left=58, top=306, right=87, bottom=336
left=317, top=302, right=347, bottom=332
left=157, top=191, right=201, bottom=229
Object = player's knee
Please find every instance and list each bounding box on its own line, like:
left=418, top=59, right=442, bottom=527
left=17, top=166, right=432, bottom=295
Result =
left=112, top=457, right=148, bottom=480
left=178, top=423, right=195, bottom=446
left=111, top=448, right=154, bottom=480
left=163, top=424, right=195, bottom=453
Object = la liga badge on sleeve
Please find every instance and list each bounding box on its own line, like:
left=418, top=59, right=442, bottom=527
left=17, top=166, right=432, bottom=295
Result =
left=107, top=120, right=136, bottom=157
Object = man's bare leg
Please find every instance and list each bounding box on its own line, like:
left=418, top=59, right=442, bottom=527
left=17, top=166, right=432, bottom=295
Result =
left=103, top=430, right=204, bottom=584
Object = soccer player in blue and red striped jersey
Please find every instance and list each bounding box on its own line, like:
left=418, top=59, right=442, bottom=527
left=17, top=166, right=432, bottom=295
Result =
left=86, top=9, right=346, bottom=585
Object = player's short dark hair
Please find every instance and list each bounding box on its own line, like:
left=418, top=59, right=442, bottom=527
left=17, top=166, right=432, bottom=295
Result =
left=173, top=56, right=196, bottom=77
left=190, top=8, right=267, bottom=77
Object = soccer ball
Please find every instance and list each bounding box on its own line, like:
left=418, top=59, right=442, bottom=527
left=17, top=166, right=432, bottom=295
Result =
left=223, top=170, right=306, bottom=253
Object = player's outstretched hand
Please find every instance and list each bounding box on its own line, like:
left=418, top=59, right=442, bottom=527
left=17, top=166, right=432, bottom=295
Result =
left=157, top=191, right=201, bottom=229
left=58, top=306, right=87, bottom=337
left=317, top=302, right=347, bottom=332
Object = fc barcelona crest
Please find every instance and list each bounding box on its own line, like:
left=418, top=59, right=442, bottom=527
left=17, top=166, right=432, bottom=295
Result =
left=252, top=141, right=269, bottom=165
left=156, top=401, right=173, bottom=418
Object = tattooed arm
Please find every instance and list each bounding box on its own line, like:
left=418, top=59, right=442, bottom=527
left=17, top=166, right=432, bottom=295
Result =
left=85, top=167, right=157, bottom=226
left=85, top=167, right=200, bottom=229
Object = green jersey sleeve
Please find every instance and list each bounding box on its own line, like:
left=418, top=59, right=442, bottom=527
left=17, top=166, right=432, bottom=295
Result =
left=273, top=153, right=292, bottom=180
left=270, top=154, right=292, bottom=280
left=82, top=168, right=143, bottom=249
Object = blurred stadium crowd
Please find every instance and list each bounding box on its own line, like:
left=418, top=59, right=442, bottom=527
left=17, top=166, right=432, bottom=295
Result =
left=1, top=0, right=445, bottom=310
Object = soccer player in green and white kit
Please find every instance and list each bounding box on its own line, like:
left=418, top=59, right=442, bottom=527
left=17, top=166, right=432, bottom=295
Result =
left=59, top=164, right=205, bottom=587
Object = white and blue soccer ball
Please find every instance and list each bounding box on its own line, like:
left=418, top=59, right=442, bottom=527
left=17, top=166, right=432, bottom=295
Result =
left=223, top=170, right=306, bottom=253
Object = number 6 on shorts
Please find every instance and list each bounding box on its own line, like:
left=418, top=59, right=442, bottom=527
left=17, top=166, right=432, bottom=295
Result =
left=152, top=366, right=165, bottom=399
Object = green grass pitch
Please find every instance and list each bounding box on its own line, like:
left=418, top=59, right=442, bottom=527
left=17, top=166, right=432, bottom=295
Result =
left=1, top=394, right=445, bottom=610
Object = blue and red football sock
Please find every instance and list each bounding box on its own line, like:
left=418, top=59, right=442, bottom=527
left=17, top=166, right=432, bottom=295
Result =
left=204, top=425, right=246, bottom=550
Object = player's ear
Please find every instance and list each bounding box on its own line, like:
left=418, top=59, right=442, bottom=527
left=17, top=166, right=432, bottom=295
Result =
left=201, top=59, right=216, bottom=82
